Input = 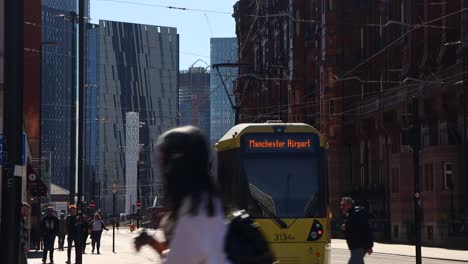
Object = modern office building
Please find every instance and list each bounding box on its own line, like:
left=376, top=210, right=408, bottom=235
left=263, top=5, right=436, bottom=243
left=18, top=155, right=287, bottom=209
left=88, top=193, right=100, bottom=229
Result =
left=97, top=20, right=179, bottom=215
left=40, top=1, right=78, bottom=189
left=40, top=0, right=90, bottom=192
left=179, top=67, right=211, bottom=139
left=210, top=38, right=238, bottom=145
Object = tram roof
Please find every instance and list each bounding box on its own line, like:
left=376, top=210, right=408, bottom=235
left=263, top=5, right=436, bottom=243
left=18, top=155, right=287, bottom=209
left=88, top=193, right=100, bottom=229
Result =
left=215, top=122, right=327, bottom=150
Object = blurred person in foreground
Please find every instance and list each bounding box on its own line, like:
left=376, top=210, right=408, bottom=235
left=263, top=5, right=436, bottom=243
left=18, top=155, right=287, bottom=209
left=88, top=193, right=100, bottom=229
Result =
left=134, top=126, right=229, bottom=263
left=340, top=197, right=374, bottom=264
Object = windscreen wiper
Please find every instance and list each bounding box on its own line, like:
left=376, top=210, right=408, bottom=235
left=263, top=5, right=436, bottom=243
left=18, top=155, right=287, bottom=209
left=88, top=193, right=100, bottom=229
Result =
left=249, top=184, right=288, bottom=229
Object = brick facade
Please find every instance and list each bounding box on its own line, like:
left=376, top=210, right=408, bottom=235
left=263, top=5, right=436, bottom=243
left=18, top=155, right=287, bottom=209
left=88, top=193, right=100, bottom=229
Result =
left=234, top=0, right=468, bottom=247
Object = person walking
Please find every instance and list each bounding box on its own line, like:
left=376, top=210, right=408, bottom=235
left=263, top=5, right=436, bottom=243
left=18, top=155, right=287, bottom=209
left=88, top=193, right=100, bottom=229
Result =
left=134, top=126, right=230, bottom=263
left=340, top=197, right=374, bottom=264
left=66, top=205, right=81, bottom=264
left=90, top=213, right=108, bottom=254
left=58, top=213, right=67, bottom=251
left=20, top=202, right=31, bottom=264
left=41, top=206, right=59, bottom=263
left=80, top=215, right=90, bottom=254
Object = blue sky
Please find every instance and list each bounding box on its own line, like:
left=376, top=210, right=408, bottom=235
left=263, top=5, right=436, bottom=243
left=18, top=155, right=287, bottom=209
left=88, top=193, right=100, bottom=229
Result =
left=90, top=0, right=237, bottom=70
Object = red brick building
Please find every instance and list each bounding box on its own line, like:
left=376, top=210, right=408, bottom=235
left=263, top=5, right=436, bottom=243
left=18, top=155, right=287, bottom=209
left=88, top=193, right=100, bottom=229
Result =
left=233, top=0, right=468, bottom=247
left=24, top=0, right=42, bottom=158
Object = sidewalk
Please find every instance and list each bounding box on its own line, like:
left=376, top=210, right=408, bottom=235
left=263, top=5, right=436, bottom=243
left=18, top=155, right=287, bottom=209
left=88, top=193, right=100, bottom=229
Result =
left=27, top=229, right=161, bottom=264
left=332, top=239, right=468, bottom=262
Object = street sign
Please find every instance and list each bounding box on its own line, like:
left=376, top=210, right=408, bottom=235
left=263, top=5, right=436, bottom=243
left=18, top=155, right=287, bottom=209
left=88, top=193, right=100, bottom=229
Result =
left=136, top=200, right=142, bottom=208
left=89, top=201, right=96, bottom=209
left=0, top=132, right=26, bottom=165
left=111, top=183, right=118, bottom=194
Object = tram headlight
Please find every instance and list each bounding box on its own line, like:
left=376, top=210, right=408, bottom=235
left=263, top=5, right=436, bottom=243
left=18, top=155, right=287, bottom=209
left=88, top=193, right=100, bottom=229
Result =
left=307, top=220, right=323, bottom=241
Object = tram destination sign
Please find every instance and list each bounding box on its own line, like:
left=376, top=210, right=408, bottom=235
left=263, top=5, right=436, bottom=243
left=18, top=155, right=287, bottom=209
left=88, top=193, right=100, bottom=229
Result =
left=242, top=133, right=317, bottom=153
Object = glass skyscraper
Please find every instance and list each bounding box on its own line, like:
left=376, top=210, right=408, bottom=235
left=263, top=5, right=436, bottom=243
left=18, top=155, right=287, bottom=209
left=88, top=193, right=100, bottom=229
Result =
left=179, top=67, right=211, bottom=140
left=210, top=38, right=238, bottom=145
left=84, top=23, right=99, bottom=203
left=41, top=1, right=77, bottom=189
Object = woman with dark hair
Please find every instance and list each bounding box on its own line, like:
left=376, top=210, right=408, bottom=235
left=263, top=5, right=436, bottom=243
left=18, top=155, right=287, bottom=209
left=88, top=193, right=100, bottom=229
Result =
left=90, top=213, right=108, bottom=254
left=135, top=126, right=229, bottom=263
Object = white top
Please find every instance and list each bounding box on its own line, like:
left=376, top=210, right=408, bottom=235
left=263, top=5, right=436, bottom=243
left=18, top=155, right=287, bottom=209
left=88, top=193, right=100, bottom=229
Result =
left=92, top=220, right=102, bottom=231
left=161, top=195, right=230, bottom=264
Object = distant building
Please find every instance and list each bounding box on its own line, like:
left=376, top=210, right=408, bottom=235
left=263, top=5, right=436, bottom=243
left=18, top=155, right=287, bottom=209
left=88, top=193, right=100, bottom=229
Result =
left=24, top=0, right=42, bottom=159
left=179, top=67, right=211, bottom=139
left=40, top=2, right=78, bottom=189
left=97, top=20, right=179, bottom=215
left=210, top=38, right=238, bottom=145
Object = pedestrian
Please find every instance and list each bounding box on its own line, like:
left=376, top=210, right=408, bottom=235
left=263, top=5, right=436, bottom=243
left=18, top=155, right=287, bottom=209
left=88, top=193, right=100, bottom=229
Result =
left=30, top=223, right=39, bottom=251
left=340, top=197, right=374, bottom=264
left=58, top=213, right=67, bottom=251
left=80, top=215, right=90, bottom=254
left=90, top=213, right=108, bottom=254
left=41, top=206, right=59, bottom=263
left=66, top=205, right=81, bottom=264
left=134, top=126, right=229, bottom=263
left=20, top=202, right=31, bottom=264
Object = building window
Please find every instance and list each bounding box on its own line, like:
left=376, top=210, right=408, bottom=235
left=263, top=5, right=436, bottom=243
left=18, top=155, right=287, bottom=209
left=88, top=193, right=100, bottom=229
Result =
left=392, top=168, right=399, bottom=193
left=444, top=162, right=453, bottom=190
left=360, top=166, right=365, bottom=186
left=424, top=164, right=434, bottom=191
left=429, top=164, right=433, bottom=191
left=427, top=226, right=434, bottom=240
left=329, top=98, right=335, bottom=119
left=393, top=224, right=399, bottom=239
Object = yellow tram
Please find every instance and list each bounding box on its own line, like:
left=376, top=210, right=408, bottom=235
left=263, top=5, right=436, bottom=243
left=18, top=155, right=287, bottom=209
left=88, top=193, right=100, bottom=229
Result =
left=215, top=122, right=331, bottom=264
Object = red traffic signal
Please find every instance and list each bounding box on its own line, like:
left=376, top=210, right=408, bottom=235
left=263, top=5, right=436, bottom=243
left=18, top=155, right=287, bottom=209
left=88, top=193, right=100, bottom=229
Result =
left=136, top=200, right=142, bottom=208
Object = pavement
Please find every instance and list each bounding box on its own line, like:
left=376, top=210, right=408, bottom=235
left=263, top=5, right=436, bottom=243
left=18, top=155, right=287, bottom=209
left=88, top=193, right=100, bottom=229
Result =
left=27, top=228, right=162, bottom=264
left=332, top=239, right=468, bottom=262
left=26, top=228, right=468, bottom=263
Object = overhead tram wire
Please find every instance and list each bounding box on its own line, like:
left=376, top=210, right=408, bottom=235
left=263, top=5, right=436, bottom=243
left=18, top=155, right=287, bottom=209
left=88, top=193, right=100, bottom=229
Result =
left=37, top=72, right=461, bottom=120
left=95, top=0, right=232, bottom=15
left=247, top=70, right=466, bottom=122
left=332, top=78, right=466, bottom=117
left=37, top=67, right=466, bottom=118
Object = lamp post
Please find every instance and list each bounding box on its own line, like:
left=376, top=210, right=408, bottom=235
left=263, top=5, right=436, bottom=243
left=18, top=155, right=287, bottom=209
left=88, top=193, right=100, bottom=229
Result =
left=111, top=182, right=118, bottom=253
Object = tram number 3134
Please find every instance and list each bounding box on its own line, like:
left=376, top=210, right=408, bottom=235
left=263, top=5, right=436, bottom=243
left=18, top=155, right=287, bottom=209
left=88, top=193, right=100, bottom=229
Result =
left=274, top=233, right=295, bottom=241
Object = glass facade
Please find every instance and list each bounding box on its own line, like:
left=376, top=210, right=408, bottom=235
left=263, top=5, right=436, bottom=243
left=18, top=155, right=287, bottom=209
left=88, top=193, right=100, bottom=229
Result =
left=210, top=38, right=238, bottom=146
left=97, top=20, right=179, bottom=215
left=84, top=23, right=99, bottom=203
left=40, top=2, right=76, bottom=189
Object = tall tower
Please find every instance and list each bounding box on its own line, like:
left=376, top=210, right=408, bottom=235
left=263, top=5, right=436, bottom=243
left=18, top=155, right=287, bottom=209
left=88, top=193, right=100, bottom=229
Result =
left=125, top=112, right=139, bottom=214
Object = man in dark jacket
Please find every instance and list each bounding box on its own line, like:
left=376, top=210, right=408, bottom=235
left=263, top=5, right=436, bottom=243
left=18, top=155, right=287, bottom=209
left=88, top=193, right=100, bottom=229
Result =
left=80, top=215, right=90, bottom=254
left=66, top=205, right=82, bottom=264
left=340, top=197, right=373, bottom=264
left=41, top=206, right=59, bottom=263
